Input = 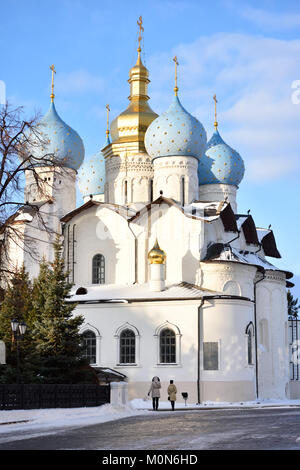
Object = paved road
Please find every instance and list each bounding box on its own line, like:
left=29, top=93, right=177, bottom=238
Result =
left=0, top=408, right=299, bottom=450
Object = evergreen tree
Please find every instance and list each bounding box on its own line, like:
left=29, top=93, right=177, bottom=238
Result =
left=0, top=266, right=34, bottom=357
left=288, top=289, right=299, bottom=318
left=0, top=266, right=36, bottom=383
left=30, top=237, right=95, bottom=383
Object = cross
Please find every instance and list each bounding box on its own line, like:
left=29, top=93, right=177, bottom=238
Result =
left=50, top=64, right=56, bottom=102
left=213, top=94, right=218, bottom=129
left=106, top=104, right=110, bottom=138
left=137, top=16, right=144, bottom=52
left=173, top=56, right=179, bottom=96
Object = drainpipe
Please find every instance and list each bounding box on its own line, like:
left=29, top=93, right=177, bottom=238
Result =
left=253, top=269, right=266, bottom=400
left=72, top=224, right=76, bottom=284
left=197, top=298, right=205, bottom=404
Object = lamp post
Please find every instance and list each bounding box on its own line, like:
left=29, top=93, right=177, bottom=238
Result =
left=11, top=319, right=27, bottom=384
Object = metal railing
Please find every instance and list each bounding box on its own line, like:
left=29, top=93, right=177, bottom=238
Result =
left=0, top=383, right=110, bottom=410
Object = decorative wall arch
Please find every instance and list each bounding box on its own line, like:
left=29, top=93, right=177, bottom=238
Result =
left=115, top=322, right=140, bottom=366
left=154, top=321, right=182, bottom=366
left=80, top=323, right=101, bottom=365
left=222, top=280, right=241, bottom=296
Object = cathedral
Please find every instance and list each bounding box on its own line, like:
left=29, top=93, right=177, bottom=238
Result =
left=6, top=21, right=296, bottom=403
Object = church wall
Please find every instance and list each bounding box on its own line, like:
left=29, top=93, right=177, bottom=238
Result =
left=75, top=295, right=256, bottom=403
left=130, top=204, right=204, bottom=285
left=200, top=261, right=257, bottom=300
left=200, top=298, right=256, bottom=402
left=64, top=206, right=135, bottom=285
left=256, top=273, right=289, bottom=400
left=153, top=156, right=198, bottom=204
left=76, top=300, right=200, bottom=402
left=105, top=150, right=153, bottom=206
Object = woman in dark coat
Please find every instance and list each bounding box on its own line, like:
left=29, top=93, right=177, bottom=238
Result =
left=148, top=376, right=161, bottom=411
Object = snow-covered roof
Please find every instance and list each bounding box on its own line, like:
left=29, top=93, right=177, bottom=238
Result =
left=202, top=243, right=292, bottom=279
left=68, top=282, right=222, bottom=303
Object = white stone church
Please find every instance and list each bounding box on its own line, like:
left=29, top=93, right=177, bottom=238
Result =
left=6, top=29, right=298, bottom=403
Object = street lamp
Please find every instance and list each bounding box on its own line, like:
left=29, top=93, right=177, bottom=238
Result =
left=11, top=319, right=27, bottom=384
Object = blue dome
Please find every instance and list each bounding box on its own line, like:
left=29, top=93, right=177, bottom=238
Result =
left=30, top=102, right=85, bottom=170
left=78, top=151, right=105, bottom=197
left=198, top=129, right=245, bottom=186
left=144, top=96, right=207, bottom=160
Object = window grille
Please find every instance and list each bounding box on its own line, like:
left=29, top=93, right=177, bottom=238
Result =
left=92, top=254, right=105, bottom=284
left=160, top=328, right=176, bottom=363
left=82, top=330, right=96, bottom=364
left=120, top=329, right=136, bottom=364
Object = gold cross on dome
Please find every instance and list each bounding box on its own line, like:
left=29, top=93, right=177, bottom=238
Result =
left=137, top=16, right=144, bottom=52
left=106, top=104, right=110, bottom=138
left=173, top=56, right=179, bottom=96
left=50, top=64, right=56, bottom=102
left=213, top=94, right=218, bottom=129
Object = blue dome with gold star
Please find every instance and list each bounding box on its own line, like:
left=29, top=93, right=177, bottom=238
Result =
left=78, top=151, right=106, bottom=197
left=198, top=128, right=245, bottom=186
left=144, top=96, right=207, bottom=160
left=30, top=102, right=85, bottom=170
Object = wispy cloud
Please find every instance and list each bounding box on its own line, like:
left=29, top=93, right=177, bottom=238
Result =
left=56, top=70, right=104, bottom=94
left=240, top=6, right=300, bottom=31
left=147, top=33, right=300, bottom=183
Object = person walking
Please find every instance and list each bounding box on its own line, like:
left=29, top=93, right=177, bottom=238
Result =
left=167, top=380, right=177, bottom=411
left=148, top=376, right=161, bottom=411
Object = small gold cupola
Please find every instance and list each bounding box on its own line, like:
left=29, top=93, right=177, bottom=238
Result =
left=110, top=16, right=158, bottom=149
left=148, top=239, right=166, bottom=265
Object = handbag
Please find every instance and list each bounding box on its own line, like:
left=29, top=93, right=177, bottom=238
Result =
left=168, top=396, right=170, bottom=401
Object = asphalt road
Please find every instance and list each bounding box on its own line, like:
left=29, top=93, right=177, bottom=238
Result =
left=0, top=407, right=299, bottom=450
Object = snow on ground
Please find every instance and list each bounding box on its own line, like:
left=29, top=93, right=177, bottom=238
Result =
left=0, top=398, right=300, bottom=435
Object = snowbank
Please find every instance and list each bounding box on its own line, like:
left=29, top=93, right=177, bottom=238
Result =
left=0, top=403, right=149, bottom=434
left=0, top=398, right=300, bottom=435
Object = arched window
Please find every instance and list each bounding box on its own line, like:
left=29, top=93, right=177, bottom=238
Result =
left=160, top=328, right=176, bottom=363
left=82, top=330, right=96, bottom=364
left=120, top=329, right=136, bottom=364
left=246, top=322, right=254, bottom=366
left=92, top=254, right=105, bottom=284
left=181, top=177, right=185, bottom=206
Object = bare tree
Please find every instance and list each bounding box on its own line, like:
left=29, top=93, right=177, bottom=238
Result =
left=0, top=102, right=68, bottom=285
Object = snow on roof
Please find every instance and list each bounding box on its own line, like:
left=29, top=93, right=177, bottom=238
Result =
left=203, top=244, right=292, bottom=279
left=69, top=282, right=221, bottom=303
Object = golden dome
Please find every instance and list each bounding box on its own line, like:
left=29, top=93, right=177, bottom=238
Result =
left=110, top=50, right=158, bottom=148
left=148, top=239, right=166, bottom=264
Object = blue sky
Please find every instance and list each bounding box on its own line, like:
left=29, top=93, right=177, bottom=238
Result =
left=1, top=0, right=300, bottom=298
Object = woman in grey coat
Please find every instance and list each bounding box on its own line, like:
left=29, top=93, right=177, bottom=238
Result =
left=148, top=376, right=161, bottom=411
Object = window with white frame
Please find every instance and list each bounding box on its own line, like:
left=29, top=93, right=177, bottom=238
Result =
left=119, top=329, right=136, bottom=364
left=160, top=328, right=176, bottom=364
left=82, top=330, right=96, bottom=364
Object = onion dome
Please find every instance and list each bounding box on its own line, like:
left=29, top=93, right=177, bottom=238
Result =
left=29, top=101, right=85, bottom=171
left=78, top=151, right=105, bottom=197
left=198, top=128, right=245, bottom=186
left=148, top=239, right=166, bottom=265
left=144, top=95, right=207, bottom=160
left=110, top=49, right=158, bottom=148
